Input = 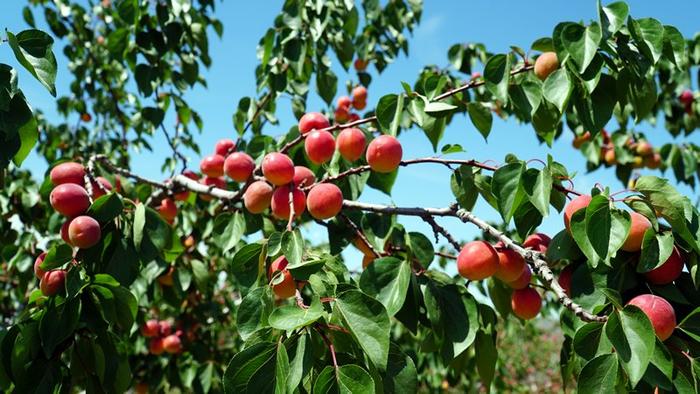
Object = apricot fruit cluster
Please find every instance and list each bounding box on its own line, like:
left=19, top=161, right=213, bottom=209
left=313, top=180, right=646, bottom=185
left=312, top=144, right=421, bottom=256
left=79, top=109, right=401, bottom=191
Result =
left=142, top=319, right=183, bottom=355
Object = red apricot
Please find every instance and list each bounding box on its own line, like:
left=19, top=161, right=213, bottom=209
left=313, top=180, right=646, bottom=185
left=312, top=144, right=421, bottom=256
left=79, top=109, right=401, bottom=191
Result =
left=508, top=265, right=532, bottom=289
left=354, top=58, right=368, bottom=71
left=304, top=130, right=336, bottom=164
left=352, top=86, right=367, bottom=103
left=306, top=184, right=343, bottom=220
left=457, top=241, right=499, bottom=280
left=299, top=112, right=330, bottom=134
left=680, top=90, right=694, bottom=106
left=603, top=147, right=616, bottom=165
left=40, top=270, right=66, bottom=296
left=50, top=183, right=91, bottom=217
left=348, top=113, right=360, bottom=122
left=262, top=153, right=295, bottom=186
left=352, top=98, right=367, bottom=111
left=366, top=135, right=403, bottom=173
left=627, top=294, right=676, bottom=341
left=644, top=247, right=683, bottom=285
left=224, top=152, right=255, bottom=182
left=158, top=266, right=175, bottom=286
left=563, top=194, right=592, bottom=232
left=494, top=243, right=526, bottom=282
left=159, top=320, right=172, bottom=336
left=337, top=96, right=352, bottom=110
left=572, top=131, right=591, bottom=149
left=336, top=128, right=366, bottom=162
left=644, top=153, right=662, bottom=169
left=636, top=141, right=653, bottom=157
left=621, top=212, right=651, bottom=252
left=141, top=319, right=160, bottom=337
left=293, top=166, right=315, bottom=187
left=511, top=287, right=542, bottom=320
left=534, top=52, right=559, bottom=80
left=522, top=233, right=551, bottom=253
left=68, top=215, right=102, bottom=249
left=157, top=198, right=178, bottom=221
left=243, top=181, right=273, bottom=214
left=149, top=337, right=164, bottom=355
left=558, top=265, right=574, bottom=296
left=61, top=219, right=73, bottom=246
left=268, top=256, right=296, bottom=298
left=271, top=185, right=306, bottom=220
left=335, top=106, right=350, bottom=123
left=215, top=139, right=236, bottom=156
left=162, top=334, right=182, bottom=354
left=91, top=176, right=113, bottom=199
left=34, top=252, right=47, bottom=280
left=50, top=162, right=86, bottom=186
left=200, top=154, right=225, bottom=177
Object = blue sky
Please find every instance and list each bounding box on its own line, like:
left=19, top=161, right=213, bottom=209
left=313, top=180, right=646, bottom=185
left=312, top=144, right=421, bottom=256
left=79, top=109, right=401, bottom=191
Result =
left=3, top=1, right=700, bottom=270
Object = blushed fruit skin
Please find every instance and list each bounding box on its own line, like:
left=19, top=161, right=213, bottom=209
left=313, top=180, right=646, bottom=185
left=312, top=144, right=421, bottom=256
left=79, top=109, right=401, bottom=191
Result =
left=636, top=141, right=653, bottom=157
left=336, top=128, right=366, bottom=162
left=293, top=166, right=315, bottom=187
left=299, top=112, right=330, bottom=134
left=457, top=241, right=499, bottom=280
left=34, top=252, right=47, bottom=280
left=91, top=176, right=113, bottom=199
left=603, top=148, right=616, bottom=165
left=352, top=98, right=367, bottom=111
left=522, top=233, right=551, bottom=253
left=534, top=52, right=559, bottom=80
left=243, top=181, right=273, bottom=214
left=141, top=319, right=160, bottom=337
left=494, top=243, right=526, bottom=282
left=304, top=130, right=336, bottom=164
left=200, top=155, right=225, bottom=177
left=40, top=270, right=66, bottom=296
left=558, top=265, right=574, bottom=296
left=162, top=334, right=182, bottom=354
left=68, top=216, right=102, bottom=249
left=564, top=194, right=592, bottom=232
left=511, top=287, right=542, bottom=320
left=366, top=135, right=403, bottom=173
left=157, top=198, right=178, bottom=221
left=627, top=294, right=676, bottom=341
left=262, top=153, right=295, bottom=186
left=644, top=247, right=683, bottom=285
left=158, top=266, right=174, bottom=287
left=622, top=212, right=651, bottom=252
left=307, top=183, right=343, bottom=220
left=269, top=256, right=296, bottom=298
left=507, top=265, right=532, bottom=289
left=61, top=219, right=73, bottom=245
left=159, top=320, right=172, bottom=336
left=335, top=106, right=350, bottom=123
left=337, top=96, right=352, bottom=110
left=353, top=237, right=374, bottom=257
left=149, top=337, right=164, bottom=355
left=352, top=86, right=367, bottom=102
left=572, top=131, right=591, bottom=149
left=215, top=139, right=236, bottom=156
left=50, top=162, right=86, bottom=186
left=50, top=183, right=91, bottom=217
left=354, top=58, right=367, bottom=71
left=224, top=152, right=255, bottom=182
left=645, top=153, right=662, bottom=169
left=680, top=89, right=694, bottom=106
left=271, top=185, right=306, bottom=220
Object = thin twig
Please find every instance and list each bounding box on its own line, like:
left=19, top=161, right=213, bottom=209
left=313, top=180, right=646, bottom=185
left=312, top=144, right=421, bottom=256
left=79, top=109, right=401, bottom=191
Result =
left=338, top=213, right=381, bottom=258
left=422, top=215, right=461, bottom=250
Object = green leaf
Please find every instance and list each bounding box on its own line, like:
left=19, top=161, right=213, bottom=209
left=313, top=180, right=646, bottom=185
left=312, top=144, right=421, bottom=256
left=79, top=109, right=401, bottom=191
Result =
left=678, top=307, right=700, bottom=342
left=269, top=297, right=323, bottom=331
left=10, top=99, right=38, bottom=167
left=467, top=102, right=492, bottom=140
left=383, top=345, right=417, bottom=393
left=223, top=342, right=276, bottom=394
left=6, top=30, right=57, bottom=96
left=663, top=25, right=686, bottom=67
left=40, top=244, right=73, bottom=270
left=282, top=229, right=304, bottom=267
left=546, top=230, right=583, bottom=261
left=562, top=23, right=601, bottom=73
left=451, top=165, right=478, bottom=211
left=475, top=330, right=497, bottom=388
left=215, top=212, right=246, bottom=253
left=629, top=17, right=665, bottom=64
left=87, top=193, right=123, bottom=223
left=483, top=54, right=511, bottom=104
left=570, top=208, right=600, bottom=267
left=407, top=232, right=434, bottom=269
left=337, top=365, right=375, bottom=394
left=605, top=306, right=655, bottom=386
left=522, top=167, right=552, bottom=217
left=334, top=290, right=390, bottom=370
left=599, top=1, right=629, bottom=37
left=573, top=322, right=608, bottom=360
left=230, top=243, right=263, bottom=289
left=424, top=101, right=456, bottom=117
left=316, top=69, right=337, bottom=105
left=491, top=162, right=524, bottom=222
left=389, top=94, right=405, bottom=137
left=275, top=342, right=289, bottom=394
left=287, top=333, right=312, bottom=392
left=607, top=209, right=631, bottom=260
left=367, top=169, right=397, bottom=196
left=542, top=68, right=572, bottom=112
left=359, top=257, right=411, bottom=316
left=585, top=195, right=612, bottom=262
left=376, top=94, right=399, bottom=134
left=638, top=231, right=674, bottom=273
left=132, top=203, right=146, bottom=250
left=577, top=354, right=619, bottom=394
left=39, top=298, right=80, bottom=357
left=237, top=287, right=273, bottom=341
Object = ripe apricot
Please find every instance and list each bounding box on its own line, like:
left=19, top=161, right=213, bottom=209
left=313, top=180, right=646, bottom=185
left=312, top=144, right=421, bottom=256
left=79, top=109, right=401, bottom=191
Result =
left=34, top=252, right=47, bottom=280
left=50, top=162, right=86, bottom=186
left=457, top=241, right=499, bottom=280
left=40, top=270, right=66, bottom=296
left=304, top=130, right=336, bottom=164
left=507, top=265, right=532, bottom=289
left=621, top=212, right=651, bottom=252
left=215, top=139, right=236, bottom=156
left=307, top=183, right=343, bottom=220
left=563, top=194, right=592, bottom=232
left=366, top=135, right=403, bottom=173
left=534, top=52, right=559, bottom=80
left=224, top=152, right=255, bottom=182
left=336, top=128, right=366, bottom=162
left=636, top=141, right=653, bottom=157
left=352, top=98, right=367, bottom=111
left=558, top=265, right=574, bottom=296
left=337, top=96, right=352, bottom=110
left=68, top=216, right=102, bottom=249
left=262, top=152, right=295, bottom=186
left=299, top=112, right=330, bottom=134
left=162, top=334, right=182, bottom=354
left=354, top=58, right=368, bottom=71
left=243, top=181, right=273, bottom=214
left=50, top=183, right=91, bottom=217
left=149, top=337, right=164, bottom=355
left=494, top=243, right=526, bottom=282
left=157, top=198, right=178, bottom=221
left=293, top=166, right=315, bottom=187
left=644, top=153, right=662, bottom=169
left=572, top=131, right=591, bottom=149
left=511, top=287, right=542, bottom=320
left=61, top=219, right=73, bottom=245
left=335, top=106, right=350, bottom=123
left=680, top=90, right=694, bottom=106
left=91, top=176, right=113, bottom=199
left=352, top=86, right=367, bottom=102
left=159, top=320, right=172, bottom=336
left=271, top=185, right=306, bottom=220
left=348, top=113, right=360, bottom=122
left=353, top=237, right=375, bottom=257
left=603, top=148, right=616, bottom=165
left=269, top=256, right=296, bottom=298
left=627, top=294, right=676, bottom=341
left=141, top=319, right=160, bottom=337
left=522, top=233, right=550, bottom=253
left=200, top=155, right=225, bottom=177
left=158, top=266, right=174, bottom=286
left=644, top=247, right=683, bottom=285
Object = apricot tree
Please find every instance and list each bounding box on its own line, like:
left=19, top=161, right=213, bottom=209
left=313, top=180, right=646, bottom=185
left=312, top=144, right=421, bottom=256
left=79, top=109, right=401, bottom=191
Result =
left=1, top=1, right=700, bottom=393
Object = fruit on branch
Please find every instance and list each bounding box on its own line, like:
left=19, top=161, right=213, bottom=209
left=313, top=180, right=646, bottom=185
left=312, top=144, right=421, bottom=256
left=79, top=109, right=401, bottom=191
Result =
left=262, top=153, right=295, bottom=186
left=336, top=128, right=366, bottom=162
left=304, top=130, right=336, bottom=164
left=159, top=320, right=172, bottom=336
left=352, top=86, right=367, bottom=103
left=200, top=154, right=225, bottom=177
left=558, top=265, right=574, bottom=296
left=91, top=176, right=113, bottom=199
left=457, top=241, right=499, bottom=280
left=522, top=233, right=551, bottom=253
left=572, top=131, right=591, bottom=149
left=215, top=139, right=236, bottom=156
left=224, top=152, right=255, bottom=182
left=335, top=106, right=350, bottom=123
left=158, top=266, right=175, bottom=286
left=511, top=287, right=542, bottom=320
left=271, top=185, right=306, bottom=220
left=299, top=112, right=330, bottom=134
left=603, top=147, right=616, bottom=165
left=627, top=294, right=676, bottom=341
left=34, top=252, right=47, bottom=280
left=680, top=89, right=694, bottom=107
left=134, top=383, right=148, bottom=394
left=348, top=113, right=360, bottom=122
left=362, top=255, right=374, bottom=269
left=149, top=337, right=164, bottom=355
left=157, top=198, right=178, bottom=222
left=268, top=256, right=296, bottom=298
left=80, top=113, right=92, bottom=122
left=293, top=166, right=315, bottom=187
left=354, top=58, right=368, bottom=71
left=141, top=320, right=160, bottom=337
left=337, top=96, right=352, bottom=111
left=307, top=184, right=343, bottom=220
left=644, top=247, right=683, bottom=285
left=61, top=219, right=73, bottom=246
left=50, top=183, right=91, bottom=217
left=353, top=237, right=375, bottom=257
left=68, top=216, right=102, bottom=249
left=174, top=170, right=199, bottom=201
left=199, top=176, right=226, bottom=201
left=366, top=135, right=403, bottom=173
left=243, top=181, right=274, bottom=214
left=563, top=194, right=592, bottom=232
left=636, top=141, right=653, bottom=157
left=534, top=52, right=559, bottom=80
left=40, top=270, right=66, bottom=296
left=50, top=162, right=86, bottom=186
left=494, top=243, right=526, bottom=282
left=644, top=153, right=662, bottom=169
left=631, top=156, right=644, bottom=169
left=507, top=265, right=532, bottom=289
left=162, top=334, right=182, bottom=354
left=621, top=212, right=651, bottom=252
